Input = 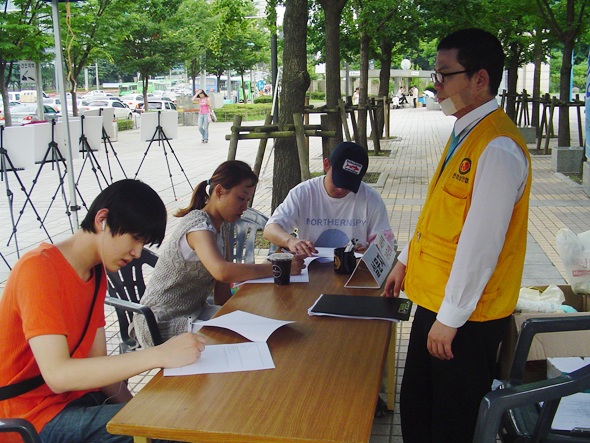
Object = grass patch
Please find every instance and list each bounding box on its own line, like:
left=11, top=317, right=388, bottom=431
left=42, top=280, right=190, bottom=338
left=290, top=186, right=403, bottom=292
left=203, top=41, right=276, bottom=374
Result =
left=363, top=172, right=380, bottom=184
left=368, top=150, right=391, bottom=156
left=254, top=230, right=271, bottom=249
left=564, top=173, right=583, bottom=184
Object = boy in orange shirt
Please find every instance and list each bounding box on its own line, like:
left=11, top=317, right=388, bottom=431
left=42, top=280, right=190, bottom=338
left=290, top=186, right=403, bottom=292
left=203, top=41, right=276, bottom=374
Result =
left=0, top=179, right=206, bottom=443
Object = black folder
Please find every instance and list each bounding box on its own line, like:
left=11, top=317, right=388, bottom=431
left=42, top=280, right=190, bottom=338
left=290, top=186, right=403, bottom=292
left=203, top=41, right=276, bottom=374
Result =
left=308, top=294, right=413, bottom=322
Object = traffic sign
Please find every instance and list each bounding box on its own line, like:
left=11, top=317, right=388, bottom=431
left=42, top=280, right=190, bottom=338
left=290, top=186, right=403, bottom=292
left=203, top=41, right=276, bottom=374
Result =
left=257, top=80, right=264, bottom=91
left=19, top=61, right=37, bottom=85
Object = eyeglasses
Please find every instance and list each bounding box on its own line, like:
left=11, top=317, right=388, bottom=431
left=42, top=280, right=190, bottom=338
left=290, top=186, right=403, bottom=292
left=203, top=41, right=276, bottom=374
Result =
left=431, top=69, right=475, bottom=84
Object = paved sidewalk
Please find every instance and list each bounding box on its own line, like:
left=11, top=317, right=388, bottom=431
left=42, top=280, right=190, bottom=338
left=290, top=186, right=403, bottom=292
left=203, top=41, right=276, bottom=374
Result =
left=0, top=106, right=588, bottom=443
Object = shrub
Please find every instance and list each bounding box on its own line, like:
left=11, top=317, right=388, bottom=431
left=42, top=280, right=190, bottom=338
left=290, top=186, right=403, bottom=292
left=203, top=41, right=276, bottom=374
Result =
left=117, top=119, right=134, bottom=131
left=254, top=95, right=272, bottom=104
left=310, top=91, right=325, bottom=100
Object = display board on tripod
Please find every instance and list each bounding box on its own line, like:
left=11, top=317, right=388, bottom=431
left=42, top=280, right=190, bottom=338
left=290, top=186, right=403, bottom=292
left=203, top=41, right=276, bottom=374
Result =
left=140, top=111, right=178, bottom=141
left=82, top=108, right=116, bottom=138
left=56, top=120, right=80, bottom=161
left=2, top=125, right=36, bottom=170
left=78, top=116, right=103, bottom=154
left=32, top=122, right=52, bottom=163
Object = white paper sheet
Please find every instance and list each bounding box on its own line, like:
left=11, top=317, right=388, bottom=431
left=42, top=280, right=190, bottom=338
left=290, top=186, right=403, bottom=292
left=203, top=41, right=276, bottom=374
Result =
left=163, top=342, right=275, bottom=376
left=235, top=256, right=318, bottom=286
left=190, top=310, right=294, bottom=342
left=551, top=392, right=590, bottom=431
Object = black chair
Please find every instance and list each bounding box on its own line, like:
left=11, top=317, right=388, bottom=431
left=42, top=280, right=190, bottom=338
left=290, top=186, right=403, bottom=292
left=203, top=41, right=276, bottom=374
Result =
left=227, top=207, right=268, bottom=264
left=473, top=315, right=590, bottom=443
left=105, top=248, right=163, bottom=352
left=0, top=418, right=41, bottom=443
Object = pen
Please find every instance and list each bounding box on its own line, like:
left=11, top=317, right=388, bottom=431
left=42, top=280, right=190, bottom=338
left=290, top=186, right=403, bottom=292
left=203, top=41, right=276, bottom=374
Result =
left=572, top=428, right=590, bottom=435
left=187, top=316, right=193, bottom=333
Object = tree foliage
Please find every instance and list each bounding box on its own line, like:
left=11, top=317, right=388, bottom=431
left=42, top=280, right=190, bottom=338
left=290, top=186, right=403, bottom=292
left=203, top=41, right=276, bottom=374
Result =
left=111, top=0, right=190, bottom=110
left=0, top=0, right=52, bottom=125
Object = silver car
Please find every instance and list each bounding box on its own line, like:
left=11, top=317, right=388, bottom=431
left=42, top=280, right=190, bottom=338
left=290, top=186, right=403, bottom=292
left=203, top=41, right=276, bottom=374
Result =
left=6, top=104, right=60, bottom=125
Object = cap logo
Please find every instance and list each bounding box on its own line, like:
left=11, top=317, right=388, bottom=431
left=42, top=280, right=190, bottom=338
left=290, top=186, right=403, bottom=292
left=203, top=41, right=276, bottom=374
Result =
left=343, top=159, right=363, bottom=175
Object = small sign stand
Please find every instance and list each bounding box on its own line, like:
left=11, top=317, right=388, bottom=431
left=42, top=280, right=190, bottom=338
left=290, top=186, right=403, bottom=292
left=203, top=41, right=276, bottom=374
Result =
left=344, top=231, right=396, bottom=289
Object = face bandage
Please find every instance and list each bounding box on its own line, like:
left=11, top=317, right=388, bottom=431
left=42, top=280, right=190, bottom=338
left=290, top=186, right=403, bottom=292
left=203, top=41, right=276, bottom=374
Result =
left=439, top=91, right=469, bottom=116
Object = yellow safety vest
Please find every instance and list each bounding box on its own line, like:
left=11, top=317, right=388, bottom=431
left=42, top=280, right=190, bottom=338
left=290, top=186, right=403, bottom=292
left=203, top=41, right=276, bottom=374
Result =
left=405, top=108, right=532, bottom=321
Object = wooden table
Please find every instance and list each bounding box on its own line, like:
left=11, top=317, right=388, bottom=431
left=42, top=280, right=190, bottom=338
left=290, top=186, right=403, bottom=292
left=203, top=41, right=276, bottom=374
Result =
left=107, top=261, right=395, bottom=443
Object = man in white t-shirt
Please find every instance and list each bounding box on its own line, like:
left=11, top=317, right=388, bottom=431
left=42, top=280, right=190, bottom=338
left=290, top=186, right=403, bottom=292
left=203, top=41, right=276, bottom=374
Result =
left=264, top=142, right=394, bottom=256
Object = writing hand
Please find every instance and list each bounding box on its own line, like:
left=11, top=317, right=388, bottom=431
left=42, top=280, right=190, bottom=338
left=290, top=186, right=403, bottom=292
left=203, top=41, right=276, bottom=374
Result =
left=286, top=238, right=317, bottom=257
left=158, top=333, right=206, bottom=368
left=381, top=261, right=406, bottom=298
left=427, top=320, right=457, bottom=360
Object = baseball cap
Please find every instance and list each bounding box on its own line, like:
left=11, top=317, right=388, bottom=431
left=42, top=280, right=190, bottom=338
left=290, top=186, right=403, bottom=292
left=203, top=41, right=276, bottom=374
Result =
left=329, top=142, right=369, bottom=193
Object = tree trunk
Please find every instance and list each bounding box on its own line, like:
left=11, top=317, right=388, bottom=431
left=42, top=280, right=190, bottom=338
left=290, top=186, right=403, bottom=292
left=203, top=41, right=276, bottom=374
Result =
left=375, top=39, right=392, bottom=144
left=271, top=0, right=310, bottom=212
left=558, top=38, right=573, bottom=147
left=505, top=41, right=520, bottom=122
left=357, top=30, right=370, bottom=149
left=531, top=31, right=543, bottom=129
left=318, top=0, right=347, bottom=158
left=0, top=60, right=12, bottom=127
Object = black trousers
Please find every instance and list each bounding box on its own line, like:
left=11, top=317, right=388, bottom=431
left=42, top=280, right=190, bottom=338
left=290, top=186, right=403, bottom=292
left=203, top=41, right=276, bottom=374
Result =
left=400, top=306, right=509, bottom=443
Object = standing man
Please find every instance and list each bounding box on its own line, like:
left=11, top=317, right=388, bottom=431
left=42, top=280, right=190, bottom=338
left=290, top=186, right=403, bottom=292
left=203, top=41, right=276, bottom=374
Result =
left=412, top=85, right=419, bottom=108
left=382, top=28, right=531, bottom=443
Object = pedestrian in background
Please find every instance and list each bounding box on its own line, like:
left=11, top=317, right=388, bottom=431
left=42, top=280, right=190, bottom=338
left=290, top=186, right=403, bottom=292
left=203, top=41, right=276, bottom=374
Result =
left=193, top=90, right=210, bottom=143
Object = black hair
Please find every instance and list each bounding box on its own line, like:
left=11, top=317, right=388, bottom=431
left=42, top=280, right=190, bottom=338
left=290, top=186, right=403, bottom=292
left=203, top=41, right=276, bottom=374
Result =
left=437, top=28, right=505, bottom=96
left=198, top=90, right=208, bottom=97
left=176, top=160, right=258, bottom=217
left=80, top=179, right=167, bottom=246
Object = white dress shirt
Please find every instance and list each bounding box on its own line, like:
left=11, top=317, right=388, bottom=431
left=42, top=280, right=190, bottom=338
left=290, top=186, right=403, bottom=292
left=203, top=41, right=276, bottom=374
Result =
left=398, top=99, right=529, bottom=328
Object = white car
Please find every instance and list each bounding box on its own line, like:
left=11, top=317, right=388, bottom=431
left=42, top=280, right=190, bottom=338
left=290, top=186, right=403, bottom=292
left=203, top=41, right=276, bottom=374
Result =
left=136, top=100, right=178, bottom=112
left=81, top=100, right=133, bottom=119
left=123, top=94, right=145, bottom=112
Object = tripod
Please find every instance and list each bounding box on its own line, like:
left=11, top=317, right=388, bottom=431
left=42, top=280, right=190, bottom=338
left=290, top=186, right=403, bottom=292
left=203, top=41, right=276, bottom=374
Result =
left=99, top=109, right=127, bottom=182
left=1, top=126, right=52, bottom=260
left=134, top=111, right=191, bottom=200
left=76, top=114, right=109, bottom=191
left=8, top=120, right=87, bottom=246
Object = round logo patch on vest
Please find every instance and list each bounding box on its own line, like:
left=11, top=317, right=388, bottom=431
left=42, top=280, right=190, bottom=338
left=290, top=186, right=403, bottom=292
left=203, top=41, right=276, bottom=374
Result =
left=459, top=158, right=471, bottom=175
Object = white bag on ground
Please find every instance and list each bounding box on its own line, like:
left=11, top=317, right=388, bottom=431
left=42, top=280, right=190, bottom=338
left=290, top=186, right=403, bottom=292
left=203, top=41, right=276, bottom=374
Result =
left=555, top=228, right=590, bottom=294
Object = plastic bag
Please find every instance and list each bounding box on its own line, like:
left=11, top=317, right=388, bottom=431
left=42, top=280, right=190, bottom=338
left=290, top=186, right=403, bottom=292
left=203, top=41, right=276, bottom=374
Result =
left=515, top=285, right=566, bottom=313
left=555, top=228, right=590, bottom=294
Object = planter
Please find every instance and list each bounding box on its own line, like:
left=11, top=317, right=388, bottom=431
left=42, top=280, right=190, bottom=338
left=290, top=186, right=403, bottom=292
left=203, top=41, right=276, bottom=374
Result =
left=518, top=127, right=537, bottom=144
left=551, top=146, right=584, bottom=174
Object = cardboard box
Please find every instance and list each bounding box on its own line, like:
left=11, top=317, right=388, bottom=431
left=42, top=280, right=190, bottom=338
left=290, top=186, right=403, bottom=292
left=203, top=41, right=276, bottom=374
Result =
left=498, top=285, right=590, bottom=381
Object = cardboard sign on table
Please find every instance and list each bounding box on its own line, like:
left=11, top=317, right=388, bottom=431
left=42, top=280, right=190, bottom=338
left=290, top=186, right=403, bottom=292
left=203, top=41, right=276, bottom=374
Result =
left=344, top=231, right=396, bottom=288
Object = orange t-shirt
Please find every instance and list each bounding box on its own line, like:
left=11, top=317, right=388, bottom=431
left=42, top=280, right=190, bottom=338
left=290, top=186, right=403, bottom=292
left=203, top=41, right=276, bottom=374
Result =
left=0, top=243, right=106, bottom=437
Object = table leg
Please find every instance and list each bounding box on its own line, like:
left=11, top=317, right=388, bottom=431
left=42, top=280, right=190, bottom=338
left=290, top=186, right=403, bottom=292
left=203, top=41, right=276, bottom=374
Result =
left=134, top=437, right=152, bottom=443
left=386, top=323, right=397, bottom=410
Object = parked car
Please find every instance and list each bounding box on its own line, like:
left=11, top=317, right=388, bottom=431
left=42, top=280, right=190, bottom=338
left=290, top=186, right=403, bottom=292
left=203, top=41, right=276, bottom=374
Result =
left=43, top=97, right=63, bottom=113
left=3, top=104, right=60, bottom=125
left=137, top=100, right=178, bottom=112
left=81, top=100, right=133, bottom=119
left=122, top=94, right=144, bottom=112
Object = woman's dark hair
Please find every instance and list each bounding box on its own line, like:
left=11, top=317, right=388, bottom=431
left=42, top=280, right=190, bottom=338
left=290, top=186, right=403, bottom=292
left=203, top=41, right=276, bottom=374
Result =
left=80, top=179, right=167, bottom=246
left=437, top=28, right=505, bottom=96
left=198, top=90, right=208, bottom=98
left=176, top=160, right=258, bottom=217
